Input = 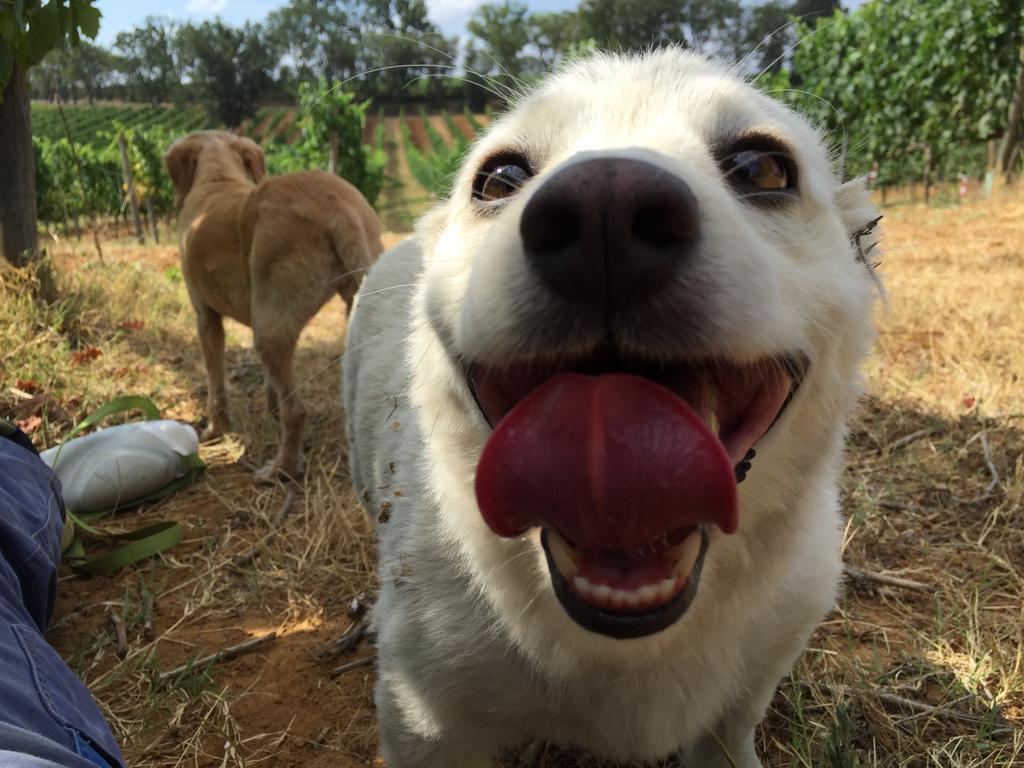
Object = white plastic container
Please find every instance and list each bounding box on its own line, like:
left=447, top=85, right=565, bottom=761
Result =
left=40, top=420, right=200, bottom=512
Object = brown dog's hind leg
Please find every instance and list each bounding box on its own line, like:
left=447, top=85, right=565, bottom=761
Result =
left=265, top=378, right=279, bottom=414
left=253, top=330, right=306, bottom=482
left=196, top=307, right=231, bottom=441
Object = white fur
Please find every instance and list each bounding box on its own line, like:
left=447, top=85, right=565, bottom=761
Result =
left=343, top=49, right=880, bottom=767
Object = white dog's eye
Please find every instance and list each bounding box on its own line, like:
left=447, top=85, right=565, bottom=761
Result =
left=719, top=138, right=797, bottom=202
left=472, top=153, right=534, bottom=204
left=731, top=151, right=788, bottom=190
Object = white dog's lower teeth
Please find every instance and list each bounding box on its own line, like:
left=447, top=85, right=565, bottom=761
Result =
left=570, top=573, right=685, bottom=610
left=553, top=527, right=703, bottom=611
left=657, top=578, right=678, bottom=601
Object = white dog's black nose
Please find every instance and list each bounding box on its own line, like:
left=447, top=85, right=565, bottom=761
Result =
left=520, top=157, right=700, bottom=315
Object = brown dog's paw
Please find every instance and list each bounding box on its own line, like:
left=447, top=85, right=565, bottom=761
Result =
left=253, top=462, right=278, bottom=483
left=200, top=424, right=226, bottom=442
left=254, top=456, right=304, bottom=483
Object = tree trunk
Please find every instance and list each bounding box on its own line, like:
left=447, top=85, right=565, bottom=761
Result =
left=906, top=142, right=932, bottom=205
left=0, top=64, right=38, bottom=267
left=998, top=45, right=1024, bottom=183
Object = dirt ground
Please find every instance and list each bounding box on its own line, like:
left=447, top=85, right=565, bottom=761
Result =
left=2, top=191, right=1023, bottom=766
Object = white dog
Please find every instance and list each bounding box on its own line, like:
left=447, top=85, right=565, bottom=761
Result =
left=344, top=49, right=880, bottom=768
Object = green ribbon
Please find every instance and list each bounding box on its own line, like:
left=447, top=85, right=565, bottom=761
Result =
left=53, top=396, right=200, bottom=575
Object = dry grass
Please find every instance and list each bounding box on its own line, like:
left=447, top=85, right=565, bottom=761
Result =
left=0, top=193, right=1022, bottom=767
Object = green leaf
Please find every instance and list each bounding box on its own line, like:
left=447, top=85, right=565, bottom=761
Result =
left=71, top=0, right=101, bottom=40
left=21, top=0, right=61, bottom=66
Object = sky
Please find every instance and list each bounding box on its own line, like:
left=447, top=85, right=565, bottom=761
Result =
left=93, top=0, right=579, bottom=44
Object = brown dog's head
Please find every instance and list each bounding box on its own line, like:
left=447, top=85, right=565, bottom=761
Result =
left=164, top=131, right=266, bottom=209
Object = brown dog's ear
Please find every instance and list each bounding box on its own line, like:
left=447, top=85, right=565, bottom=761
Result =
left=164, top=138, right=199, bottom=208
left=235, top=140, right=266, bottom=184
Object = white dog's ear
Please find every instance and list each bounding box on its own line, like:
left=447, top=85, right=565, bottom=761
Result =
left=835, top=177, right=879, bottom=240
left=164, top=137, right=200, bottom=209
left=233, top=138, right=266, bottom=184
left=837, top=176, right=887, bottom=303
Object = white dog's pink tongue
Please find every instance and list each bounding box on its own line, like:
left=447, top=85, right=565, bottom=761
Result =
left=475, top=374, right=738, bottom=550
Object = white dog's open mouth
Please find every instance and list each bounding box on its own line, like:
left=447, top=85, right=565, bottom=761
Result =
left=470, top=350, right=806, bottom=638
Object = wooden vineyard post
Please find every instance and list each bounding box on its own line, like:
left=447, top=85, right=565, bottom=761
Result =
left=144, top=197, right=159, bottom=244
left=118, top=132, right=145, bottom=244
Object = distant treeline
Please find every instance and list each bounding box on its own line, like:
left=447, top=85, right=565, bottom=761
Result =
left=29, top=0, right=842, bottom=125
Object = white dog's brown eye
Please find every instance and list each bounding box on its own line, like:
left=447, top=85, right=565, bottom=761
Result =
left=473, top=154, right=533, bottom=203
left=732, top=151, right=788, bottom=190
left=719, top=139, right=797, bottom=202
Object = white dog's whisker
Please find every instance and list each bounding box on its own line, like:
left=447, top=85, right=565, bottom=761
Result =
left=752, top=20, right=833, bottom=85
left=356, top=283, right=417, bottom=298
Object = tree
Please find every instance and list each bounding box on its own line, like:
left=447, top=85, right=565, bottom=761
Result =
left=266, top=0, right=358, bottom=83
left=30, top=40, right=116, bottom=103
left=682, top=0, right=742, bottom=53
left=466, top=1, right=532, bottom=81
left=577, top=0, right=686, bottom=51
left=177, top=20, right=278, bottom=128
left=0, top=0, right=101, bottom=268
left=358, top=0, right=457, bottom=106
left=529, top=11, right=584, bottom=71
left=573, top=0, right=741, bottom=54
left=114, top=17, right=182, bottom=103
left=738, top=0, right=792, bottom=75
left=790, top=0, right=843, bottom=25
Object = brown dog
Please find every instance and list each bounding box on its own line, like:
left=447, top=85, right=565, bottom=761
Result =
left=165, top=130, right=383, bottom=480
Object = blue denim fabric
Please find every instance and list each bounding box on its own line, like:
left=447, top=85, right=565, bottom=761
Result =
left=0, top=434, right=124, bottom=768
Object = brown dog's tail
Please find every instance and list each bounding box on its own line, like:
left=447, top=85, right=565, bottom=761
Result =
left=328, top=200, right=385, bottom=314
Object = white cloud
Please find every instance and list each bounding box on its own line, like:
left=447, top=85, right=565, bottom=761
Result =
left=185, top=0, right=229, bottom=15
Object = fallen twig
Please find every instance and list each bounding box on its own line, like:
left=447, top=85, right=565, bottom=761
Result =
left=317, top=617, right=367, bottom=661
left=108, top=610, right=128, bottom=659
left=980, top=433, right=1000, bottom=493
left=874, top=690, right=998, bottom=726
left=844, top=564, right=930, bottom=592
left=789, top=680, right=1005, bottom=729
left=155, top=632, right=277, bottom=684
left=885, top=426, right=939, bottom=453
left=878, top=499, right=924, bottom=513
left=231, top=491, right=297, bottom=566
left=329, top=654, right=375, bottom=679
left=141, top=591, right=154, bottom=642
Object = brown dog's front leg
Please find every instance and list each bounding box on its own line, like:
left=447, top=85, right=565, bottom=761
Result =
left=196, top=307, right=231, bottom=441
